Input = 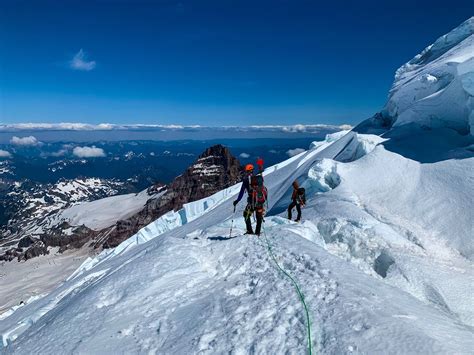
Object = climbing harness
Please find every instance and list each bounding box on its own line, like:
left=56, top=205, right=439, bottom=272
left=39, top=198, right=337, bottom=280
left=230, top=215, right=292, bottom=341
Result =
left=261, top=222, right=313, bottom=355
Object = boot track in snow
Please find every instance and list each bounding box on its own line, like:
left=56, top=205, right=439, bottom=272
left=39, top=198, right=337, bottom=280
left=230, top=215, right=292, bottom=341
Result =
left=261, top=222, right=313, bottom=355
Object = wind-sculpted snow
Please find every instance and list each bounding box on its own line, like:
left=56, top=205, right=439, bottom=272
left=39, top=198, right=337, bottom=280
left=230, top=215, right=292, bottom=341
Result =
left=304, top=146, right=474, bottom=327
left=1, top=128, right=473, bottom=353
left=365, top=17, right=474, bottom=135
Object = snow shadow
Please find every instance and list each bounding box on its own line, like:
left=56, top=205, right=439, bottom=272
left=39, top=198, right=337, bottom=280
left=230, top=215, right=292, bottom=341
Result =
left=359, top=124, right=474, bottom=163
left=207, top=235, right=239, bottom=241
left=373, top=251, right=395, bottom=278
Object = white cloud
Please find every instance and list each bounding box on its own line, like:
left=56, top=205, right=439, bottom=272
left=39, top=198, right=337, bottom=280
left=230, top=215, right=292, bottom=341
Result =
left=339, top=124, right=352, bottom=130
left=70, top=49, right=96, bottom=71
left=269, top=149, right=278, bottom=154
left=10, top=135, right=40, bottom=146
left=51, top=149, right=68, bottom=157
left=72, top=146, right=106, bottom=158
left=0, top=149, right=12, bottom=158
left=282, top=124, right=307, bottom=133
left=286, top=148, right=305, bottom=157
left=239, top=152, right=250, bottom=158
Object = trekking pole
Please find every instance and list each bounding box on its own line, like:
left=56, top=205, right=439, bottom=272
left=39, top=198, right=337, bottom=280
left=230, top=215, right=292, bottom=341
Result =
left=229, top=205, right=236, bottom=238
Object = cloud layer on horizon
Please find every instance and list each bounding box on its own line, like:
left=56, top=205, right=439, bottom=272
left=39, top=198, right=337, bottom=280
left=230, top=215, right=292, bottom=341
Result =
left=0, top=123, right=351, bottom=133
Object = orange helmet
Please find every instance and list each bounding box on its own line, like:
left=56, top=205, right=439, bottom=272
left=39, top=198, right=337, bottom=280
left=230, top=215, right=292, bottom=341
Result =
left=244, top=164, right=254, bottom=172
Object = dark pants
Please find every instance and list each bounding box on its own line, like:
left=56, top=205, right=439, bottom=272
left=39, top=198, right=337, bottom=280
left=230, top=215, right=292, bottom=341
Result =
left=244, top=204, right=263, bottom=235
left=288, top=200, right=302, bottom=221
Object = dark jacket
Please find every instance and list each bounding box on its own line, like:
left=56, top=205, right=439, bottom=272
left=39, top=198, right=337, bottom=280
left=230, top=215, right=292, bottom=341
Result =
left=291, top=180, right=299, bottom=200
left=235, top=175, right=251, bottom=203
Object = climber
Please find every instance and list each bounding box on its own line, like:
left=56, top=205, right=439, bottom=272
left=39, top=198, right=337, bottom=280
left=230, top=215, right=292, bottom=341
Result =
left=233, top=161, right=267, bottom=235
left=288, top=180, right=306, bottom=222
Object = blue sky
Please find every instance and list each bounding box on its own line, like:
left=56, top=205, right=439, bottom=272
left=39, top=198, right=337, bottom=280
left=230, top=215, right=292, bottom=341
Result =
left=1, top=0, right=472, bottom=126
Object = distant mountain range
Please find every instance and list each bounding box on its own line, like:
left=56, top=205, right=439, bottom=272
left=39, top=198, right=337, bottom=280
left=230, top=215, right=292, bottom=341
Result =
left=0, top=137, right=335, bottom=187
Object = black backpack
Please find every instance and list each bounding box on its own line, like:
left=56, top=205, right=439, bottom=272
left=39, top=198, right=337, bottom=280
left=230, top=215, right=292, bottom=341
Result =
left=297, top=187, right=306, bottom=204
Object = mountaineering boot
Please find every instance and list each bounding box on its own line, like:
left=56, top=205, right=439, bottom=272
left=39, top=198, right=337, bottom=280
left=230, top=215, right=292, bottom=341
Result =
left=244, top=230, right=254, bottom=235
left=245, top=219, right=254, bottom=234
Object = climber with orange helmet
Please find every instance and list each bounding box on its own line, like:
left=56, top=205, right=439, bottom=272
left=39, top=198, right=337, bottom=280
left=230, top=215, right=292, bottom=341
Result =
left=234, top=164, right=263, bottom=234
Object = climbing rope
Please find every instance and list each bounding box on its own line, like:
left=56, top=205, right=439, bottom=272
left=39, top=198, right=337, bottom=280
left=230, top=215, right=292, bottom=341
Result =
left=261, top=223, right=313, bottom=355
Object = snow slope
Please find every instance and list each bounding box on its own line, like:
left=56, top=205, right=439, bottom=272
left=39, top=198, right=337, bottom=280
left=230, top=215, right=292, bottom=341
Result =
left=304, top=145, right=474, bottom=326
left=0, top=248, right=90, bottom=317
left=54, top=189, right=159, bottom=231
left=1, top=129, right=473, bottom=354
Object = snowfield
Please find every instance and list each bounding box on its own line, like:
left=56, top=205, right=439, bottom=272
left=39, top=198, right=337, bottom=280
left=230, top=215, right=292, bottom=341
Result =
left=56, top=189, right=159, bottom=231
left=1, top=18, right=474, bottom=355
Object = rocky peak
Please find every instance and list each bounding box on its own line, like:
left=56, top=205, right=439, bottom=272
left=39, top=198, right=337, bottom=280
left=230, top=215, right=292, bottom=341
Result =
left=169, top=144, right=241, bottom=207
left=103, top=144, right=242, bottom=248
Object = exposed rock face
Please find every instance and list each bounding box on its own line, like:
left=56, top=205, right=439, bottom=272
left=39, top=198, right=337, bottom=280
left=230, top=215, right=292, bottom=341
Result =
left=23, top=241, right=49, bottom=261
left=0, top=241, right=49, bottom=262
left=0, top=178, right=133, bottom=261
left=103, top=145, right=241, bottom=248
left=0, top=177, right=131, bottom=241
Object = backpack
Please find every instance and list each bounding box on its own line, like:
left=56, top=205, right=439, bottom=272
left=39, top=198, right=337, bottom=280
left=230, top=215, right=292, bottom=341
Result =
left=297, top=187, right=306, bottom=204
left=250, top=174, right=268, bottom=208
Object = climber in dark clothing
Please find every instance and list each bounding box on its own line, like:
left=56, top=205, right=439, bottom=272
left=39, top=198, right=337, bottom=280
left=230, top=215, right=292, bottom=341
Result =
left=233, top=163, right=264, bottom=235
left=288, top=180, right=306, bottom=222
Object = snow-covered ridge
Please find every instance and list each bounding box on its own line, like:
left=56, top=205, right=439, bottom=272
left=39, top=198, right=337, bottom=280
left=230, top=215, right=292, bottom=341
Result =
left=0, top=131, right=358, bottom=347
left=67, top=132, right=357, bottom=278
left=382, top=17, right=474, bottom=134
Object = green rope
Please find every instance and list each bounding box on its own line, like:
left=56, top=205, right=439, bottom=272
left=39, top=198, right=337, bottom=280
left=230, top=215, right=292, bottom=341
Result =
left=262, top=224, right=313, bottom=355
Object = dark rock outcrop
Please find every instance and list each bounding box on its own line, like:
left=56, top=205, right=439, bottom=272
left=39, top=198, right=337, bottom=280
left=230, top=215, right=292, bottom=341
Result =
left=18, top=236, right=35, bottom=248
left=23, top=241, right=49, bottom=260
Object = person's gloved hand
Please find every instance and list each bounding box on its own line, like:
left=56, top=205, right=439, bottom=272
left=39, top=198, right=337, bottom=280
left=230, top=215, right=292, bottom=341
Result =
left=233, top=200, right=238, bottom=207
